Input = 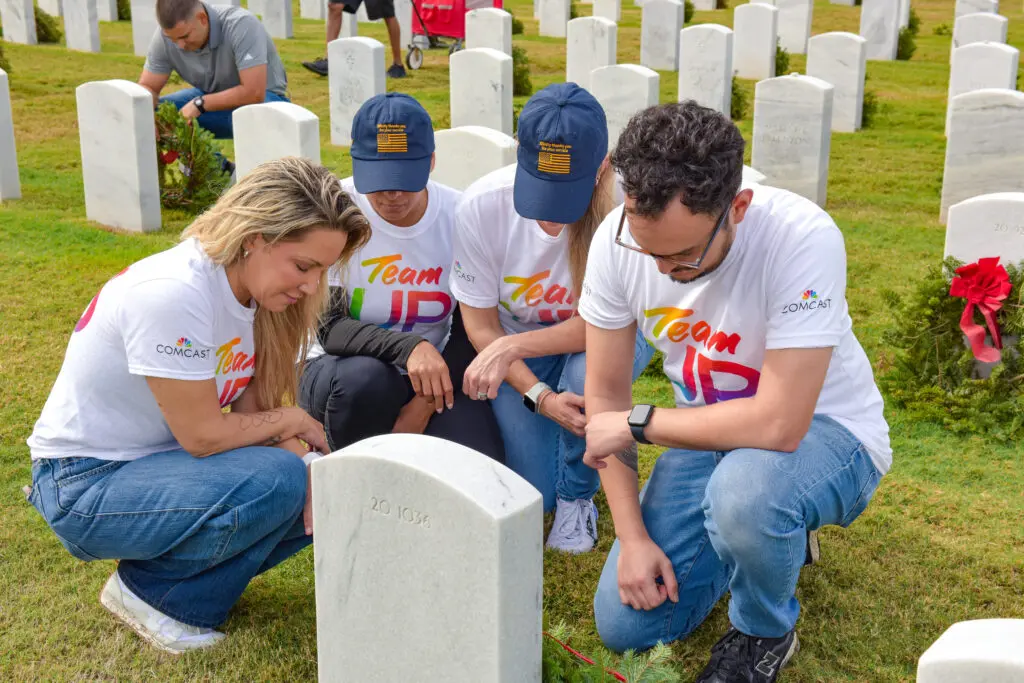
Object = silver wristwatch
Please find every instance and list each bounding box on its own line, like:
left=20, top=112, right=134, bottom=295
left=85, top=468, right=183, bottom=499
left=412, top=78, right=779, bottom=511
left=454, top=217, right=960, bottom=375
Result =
left=522, top=381, right=552, bottom=413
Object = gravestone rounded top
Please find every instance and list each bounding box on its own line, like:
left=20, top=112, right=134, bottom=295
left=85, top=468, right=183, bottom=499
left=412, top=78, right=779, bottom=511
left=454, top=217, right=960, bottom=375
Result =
left=918, top=619, right=1024, bottom=683
left=592, top=63, right=660, bottom=79
left=756, top=73, right=834, bottom=99
left=317, top=434, right=541, bottom=518
left=234, top=101, right=320, bottom=125
left=466, top=6, right=510, bottom=18
left=76, top=79, right=151, bottom=103
left=450, top=46, right=513, bottom=65
left=952, top=87, right=1024, bottom=108
left=952, top=40, right=1019, bottom=58
left=681, top=23, right=733, bottom=37
left=569, top=15, right=616, bottom=28
left=735, top=2, right=778, bottom=17
left=945, top=192, right=1024, bottom=263
left=808, top=30, right=867, bottom=46
left=330, top=35, right=386, bottom=50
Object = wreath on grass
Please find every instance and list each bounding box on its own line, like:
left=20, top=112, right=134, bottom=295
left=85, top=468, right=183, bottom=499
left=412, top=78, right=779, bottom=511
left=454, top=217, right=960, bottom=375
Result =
left=879, top=256, right=1023, bottom=441
left=155, top=101, right=231, bottom=213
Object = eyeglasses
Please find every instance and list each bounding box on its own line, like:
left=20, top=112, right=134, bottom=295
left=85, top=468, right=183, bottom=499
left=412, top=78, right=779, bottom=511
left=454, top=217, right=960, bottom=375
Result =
left=614, top=201, right=732, bottom=270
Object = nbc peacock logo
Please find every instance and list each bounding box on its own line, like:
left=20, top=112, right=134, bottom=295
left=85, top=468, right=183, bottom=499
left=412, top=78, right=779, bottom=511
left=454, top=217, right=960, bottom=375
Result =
left=783, top=289, right=830, bottom=314
left=157, top=337, right=208, bottom=359
left=176, top=337, right=193, bottom=348
left=802, top=290, right=818, bottom=300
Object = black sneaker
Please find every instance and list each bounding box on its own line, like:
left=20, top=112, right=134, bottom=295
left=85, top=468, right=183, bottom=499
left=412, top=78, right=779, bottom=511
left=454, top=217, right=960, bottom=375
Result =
left=302, top=57, right=329, bottom=76
left=804, top=529, right=820, bottom=566
left=387, top=63, right=407, bottom=78
left=696, top=627, right=799, bottom=683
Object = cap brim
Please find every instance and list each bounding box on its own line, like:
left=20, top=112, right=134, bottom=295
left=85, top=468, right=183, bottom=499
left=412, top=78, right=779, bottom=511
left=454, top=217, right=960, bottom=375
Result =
left=513, top=164, right=595, bottom=225
left=352, top=156, right=432, bottom=194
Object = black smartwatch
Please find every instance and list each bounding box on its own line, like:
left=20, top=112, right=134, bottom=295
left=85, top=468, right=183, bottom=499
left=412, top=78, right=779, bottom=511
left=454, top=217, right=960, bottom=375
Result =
left=192, top=95, right=206, bottom=114
left=627, top=404, right=655, bottom=445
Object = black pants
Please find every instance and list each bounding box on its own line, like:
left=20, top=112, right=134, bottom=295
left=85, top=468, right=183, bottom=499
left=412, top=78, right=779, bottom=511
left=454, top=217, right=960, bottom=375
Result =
left=299, top=312, right=506, bottom=463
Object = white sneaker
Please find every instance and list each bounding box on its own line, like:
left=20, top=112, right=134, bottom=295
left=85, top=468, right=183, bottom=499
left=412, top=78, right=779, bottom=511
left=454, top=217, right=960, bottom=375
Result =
left=99, top=571, right=226, bottom=655
left=545, top=498, right=599, bottom=554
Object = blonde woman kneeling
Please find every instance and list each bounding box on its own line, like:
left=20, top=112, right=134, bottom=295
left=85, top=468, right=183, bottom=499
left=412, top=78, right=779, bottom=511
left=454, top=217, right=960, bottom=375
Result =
left=25, top=158, right=370, bottom=655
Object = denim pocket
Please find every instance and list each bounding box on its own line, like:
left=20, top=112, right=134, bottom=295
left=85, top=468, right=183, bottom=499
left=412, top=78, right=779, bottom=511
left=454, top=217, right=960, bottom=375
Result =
left=53, top=457, right=123, bottom=515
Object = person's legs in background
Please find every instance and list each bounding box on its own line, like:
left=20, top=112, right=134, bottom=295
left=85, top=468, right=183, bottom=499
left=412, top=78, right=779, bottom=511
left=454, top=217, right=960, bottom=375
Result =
left=302, top=0, right=346, bottom=76
left=299, top=354, right=409, bottom=451
left=546, top=331, right=655, bottom=553
left=382, top=16, right=406, bottom=77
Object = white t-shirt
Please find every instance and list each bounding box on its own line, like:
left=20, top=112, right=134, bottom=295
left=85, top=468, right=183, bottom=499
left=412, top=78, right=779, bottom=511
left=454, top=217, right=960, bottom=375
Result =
left=308, top=178, right=461, bottom=360
left=28, top=239, right=257, bottom=462
left=579, top=186, right=893, bottom=474
left=450, top=164, right=577, bottom=335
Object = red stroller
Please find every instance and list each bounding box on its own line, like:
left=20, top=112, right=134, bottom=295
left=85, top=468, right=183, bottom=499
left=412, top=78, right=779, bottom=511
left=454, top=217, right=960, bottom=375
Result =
left=405, top=0, right=505, bottom=69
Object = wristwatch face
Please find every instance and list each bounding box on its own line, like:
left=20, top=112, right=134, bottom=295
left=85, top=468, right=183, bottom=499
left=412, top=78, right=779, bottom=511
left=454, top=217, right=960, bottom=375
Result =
left=628, top=404, right=653, bottom=427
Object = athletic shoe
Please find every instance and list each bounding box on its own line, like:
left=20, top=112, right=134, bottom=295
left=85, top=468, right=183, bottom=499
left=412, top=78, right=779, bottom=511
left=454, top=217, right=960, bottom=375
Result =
left=805, top=529, right=820, bottom=566
left=99, top=571, right=226, bottom=655
left=387, top=63, right=407, bottom=78
left=302, top=57, right=329, bottom=76
left=545, top=497, right=598, bottom=554
left=696, top=627, right=799, bottom=683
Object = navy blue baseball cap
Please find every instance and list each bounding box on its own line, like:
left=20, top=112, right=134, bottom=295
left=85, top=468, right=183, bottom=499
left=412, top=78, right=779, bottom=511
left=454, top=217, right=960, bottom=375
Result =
left=514, top=82, right=608, bottom=225
left=350, top=93, right=435, bottom=194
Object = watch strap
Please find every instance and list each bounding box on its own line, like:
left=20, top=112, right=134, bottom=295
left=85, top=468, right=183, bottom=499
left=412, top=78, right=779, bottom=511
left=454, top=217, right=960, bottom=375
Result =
left=630, top=423, right=651, bottom=445
left=523, top=381, right=552, bottom=413
left=193, top=96, right=206, bottom=114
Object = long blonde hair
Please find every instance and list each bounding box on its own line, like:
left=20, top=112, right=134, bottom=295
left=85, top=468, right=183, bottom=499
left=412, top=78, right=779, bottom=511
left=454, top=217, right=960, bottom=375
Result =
left=183, top=157, right=371, bottom=410
left=567, top=160, right=615, bottom=298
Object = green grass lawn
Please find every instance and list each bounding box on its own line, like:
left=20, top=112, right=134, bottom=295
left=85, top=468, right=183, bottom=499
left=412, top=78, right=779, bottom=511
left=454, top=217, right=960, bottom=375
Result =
left=1, top=0, right=1023, bottom=680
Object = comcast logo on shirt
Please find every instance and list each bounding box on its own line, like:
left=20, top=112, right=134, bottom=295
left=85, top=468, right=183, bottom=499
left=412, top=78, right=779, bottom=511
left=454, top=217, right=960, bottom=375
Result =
left=155, top=337, right=210, bottom=359
left=453, top=260, right=475, bottom=284
left=782, top=289, right=831, bottom=314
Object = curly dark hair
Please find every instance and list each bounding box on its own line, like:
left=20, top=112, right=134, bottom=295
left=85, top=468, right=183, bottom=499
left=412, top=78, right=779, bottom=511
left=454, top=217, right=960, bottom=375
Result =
left=611, top=101, right=745, bottom=218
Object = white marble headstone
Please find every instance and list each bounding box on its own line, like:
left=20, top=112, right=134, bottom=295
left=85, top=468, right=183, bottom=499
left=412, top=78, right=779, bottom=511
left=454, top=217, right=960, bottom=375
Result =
left=945, top=193, right=1024, bottom=266
left=952, top=12, right=1008, bottom=52
left=940, top=89, right=1024, bottom=223
left=590, top=64, right=660, bottom=151
left=539, top=0, right=570, bottom=37
left=96, top=0, right=117, bottom=22
left=300, top=0, right=325, bottom=20
left=232, top=102, right=320, bottom=179
left=312, top=434, right=543, bottom=683
left=899, top=0, right=910, bottom=28
left=450, top=47, right=513, bottom=135
left=592, top=0, right=620, bottom=23
left=918, top=620, right=1024, bottom=682
left=641, top=0, right=683, bottom=71
left=945, top=42, right=1019, bottom=136
left=432, top=127, right=517, bottom=190
left=255, top=0, right=292, bottom=38
left=955, top=0, right=998, bottom=17
left=0, top=0, right=37, bottom=45
left=806, top=32, right=867, bottom=133
left=75, top=80, right=161, bottom=232
left=566, top=17, right=616, bottom=88
left=0, top=69, right=21, bottom=201
left=830, top=0, right=856, bottom=5
left=466, top=8, right=512, bottom=55
left=733, top=3, right=777, bottom=81
left=752, top=73, right=834, bottom=206
left=396, top=0, right=413, bottom=56
left=691, top=0, right=714, bottom=8
left=38, top=0, right=61, bottom=16
left=339, top=10, right=358, bottom=37
left=859, top=0, right=899, bottom=61
left=67, top=0, right=102, bottom=52
left=677, top=24, right=733, bottom=117
left=329, top=37, right=385, bottom=147
left=131, top=0, right=158, bottom=57
left=776, top=0, right=812, bottom=55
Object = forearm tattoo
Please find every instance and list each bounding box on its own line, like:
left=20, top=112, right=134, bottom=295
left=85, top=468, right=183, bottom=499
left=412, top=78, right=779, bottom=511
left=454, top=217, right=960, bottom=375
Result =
left=237, top=410, right=284, bottom=431
left=615, top=442, right=639, bottom=472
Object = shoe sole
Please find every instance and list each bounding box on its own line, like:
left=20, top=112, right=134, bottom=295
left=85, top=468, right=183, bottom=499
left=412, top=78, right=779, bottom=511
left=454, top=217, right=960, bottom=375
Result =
left=99, top=579, right=223, bottom=656
left=779, top=632, right=800, bottom=673
left=301, top=64, right=328, bottom=76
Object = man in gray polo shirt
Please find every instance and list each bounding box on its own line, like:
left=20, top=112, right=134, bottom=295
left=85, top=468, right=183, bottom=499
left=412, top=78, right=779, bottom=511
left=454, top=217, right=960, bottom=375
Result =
left=137, top=0, right=288, bottom=141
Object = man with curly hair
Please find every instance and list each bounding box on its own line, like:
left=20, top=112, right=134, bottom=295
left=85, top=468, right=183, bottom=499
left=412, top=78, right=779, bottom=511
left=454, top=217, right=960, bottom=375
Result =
left=578, top=101, right=891, bottom=682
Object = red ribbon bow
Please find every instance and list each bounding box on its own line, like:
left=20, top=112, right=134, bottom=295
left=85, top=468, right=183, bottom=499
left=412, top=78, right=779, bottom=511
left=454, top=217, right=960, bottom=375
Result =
left=160, top=150, right=179, bottom=164
left=949, top=257, right=1012, bottom=363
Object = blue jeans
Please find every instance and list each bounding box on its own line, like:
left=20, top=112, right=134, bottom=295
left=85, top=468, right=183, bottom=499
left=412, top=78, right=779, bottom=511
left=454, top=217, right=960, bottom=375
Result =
left=28, top=447, right=310, bottom=629
left=491, top=332, right=655, bottom=512
left=159, top=88, right=290, bottom=139
left=593, top=415, right=881, bottom=652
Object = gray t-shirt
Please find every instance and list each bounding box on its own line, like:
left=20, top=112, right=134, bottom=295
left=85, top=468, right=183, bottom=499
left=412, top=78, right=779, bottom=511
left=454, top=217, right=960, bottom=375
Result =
left=144, top=3, right=287, bottom=98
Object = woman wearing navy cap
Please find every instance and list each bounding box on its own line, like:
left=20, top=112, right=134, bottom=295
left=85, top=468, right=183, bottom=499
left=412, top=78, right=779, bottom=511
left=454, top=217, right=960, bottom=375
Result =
left=451, top=83, right=654, bottom=553
left=299, top=93, right=505, bottom=462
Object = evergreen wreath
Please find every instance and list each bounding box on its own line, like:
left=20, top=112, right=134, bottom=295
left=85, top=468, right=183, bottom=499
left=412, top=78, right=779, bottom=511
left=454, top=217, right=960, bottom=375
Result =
left=542, top=622, right=680, bottom=682
left=155, top=101, right=231, bottom=213
left=879, top=256, right=1023, bottom=441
